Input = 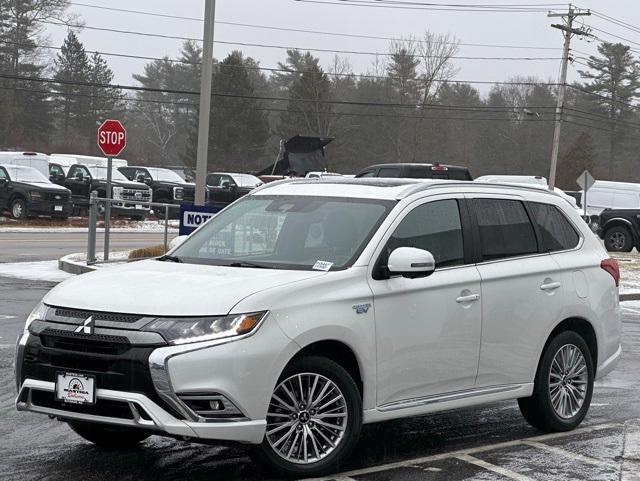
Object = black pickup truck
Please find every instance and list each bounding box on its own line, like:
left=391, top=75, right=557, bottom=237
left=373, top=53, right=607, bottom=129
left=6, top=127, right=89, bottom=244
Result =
left=119, top=166, right=195, bottom=217
left=597, top=208, right=640, bottom=252
left=64, top=164, right=152, bottom=219
left=0, top=164, right=72, bottom=219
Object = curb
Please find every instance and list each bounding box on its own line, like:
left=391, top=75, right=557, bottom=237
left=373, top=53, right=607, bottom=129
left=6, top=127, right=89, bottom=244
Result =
left=620, top=293, right=640, bottom=302
left=58, top=254, right=97, bottom=275
left=622, top=419, right=640, bottom=481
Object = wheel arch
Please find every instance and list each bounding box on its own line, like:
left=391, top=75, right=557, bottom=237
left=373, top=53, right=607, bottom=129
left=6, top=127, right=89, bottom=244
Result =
left=540, top=317, right=598, bottom=371
left=9, top=191, right=27, bottom=204
left=602, top=218, right=638, bottom=245
left=287, top=339, right=364, bottom=399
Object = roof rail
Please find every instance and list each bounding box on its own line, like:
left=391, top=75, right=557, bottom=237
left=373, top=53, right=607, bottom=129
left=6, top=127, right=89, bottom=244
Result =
left=396, top=181, right=564, bottom=199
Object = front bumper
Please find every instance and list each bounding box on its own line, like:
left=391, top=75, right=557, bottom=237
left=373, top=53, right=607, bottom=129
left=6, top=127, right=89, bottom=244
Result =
left=27, top=200, right=73, bottom=217
left=15, top=313, right=297, bottom=444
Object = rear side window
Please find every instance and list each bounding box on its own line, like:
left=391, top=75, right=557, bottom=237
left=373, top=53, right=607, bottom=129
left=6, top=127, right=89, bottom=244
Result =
left=387, top=199, right=465, bottom=268
left=377, top=167, right=400, bottom=178
left=528, top=202, right=580, bottom=252
left=407, top=167, right=431, bottom=179
left=473, top=199, right=537, bottom=261
left=0, top=168, right=7, bottom=180
left=357, top=170, right=376, bottom=178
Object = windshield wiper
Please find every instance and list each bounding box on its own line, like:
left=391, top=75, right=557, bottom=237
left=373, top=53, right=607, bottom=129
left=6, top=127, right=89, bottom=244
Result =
left=159, top=254, right=182, bottom=263
left=228, top=261, right=269, bottom=269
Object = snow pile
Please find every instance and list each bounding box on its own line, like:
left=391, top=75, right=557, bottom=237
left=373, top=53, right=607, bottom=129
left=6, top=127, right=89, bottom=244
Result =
left=617, top=254, right=640, bottom=294
left=0, top=260, right=73, bottom=282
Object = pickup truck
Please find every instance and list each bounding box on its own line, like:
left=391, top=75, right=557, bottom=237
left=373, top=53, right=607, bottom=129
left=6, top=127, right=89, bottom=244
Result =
left=0, top=164, right=72, bottom=219
left=64, top=164, right=152, bottom=219
left=597, top=208, right=640, bottom=252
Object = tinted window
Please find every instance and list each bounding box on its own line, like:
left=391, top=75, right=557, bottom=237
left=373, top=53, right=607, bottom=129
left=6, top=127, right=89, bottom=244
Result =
left=387, top=199, right=464, bottom=268
left=119, top=167, right=135, bottom=180
left=377, top=167, right=400, bottom=178
left=447, top=169, right=472, bottom=181
left=0, top=168, right=7, bottom=180
left=407, top=167, right=431, bottom=179
left=357, top=170, right=376, bottom=178
left=474, top=199, right=537, bottom=261
left=529, top=202, right=580, bottom=252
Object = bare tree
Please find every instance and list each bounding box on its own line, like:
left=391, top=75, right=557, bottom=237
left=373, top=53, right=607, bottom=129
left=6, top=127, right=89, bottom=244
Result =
left=412, top=32, right=460, bottom=161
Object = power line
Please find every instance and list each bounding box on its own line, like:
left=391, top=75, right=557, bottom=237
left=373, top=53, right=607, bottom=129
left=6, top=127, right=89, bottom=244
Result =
left=39, top=20, right=563, bottom=61
left=67, top=1, right=560, bottom=51
left=3, top=39, right=564, bottom=88
left=294, top=0, right=558, bottom=13
left=0, top=71, right=563, bottom=112
left=591, top=10, right=640, bottom=37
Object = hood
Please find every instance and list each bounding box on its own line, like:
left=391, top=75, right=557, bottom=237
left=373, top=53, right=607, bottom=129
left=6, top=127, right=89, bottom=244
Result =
left=44, top=259, right=327, bottom=316
left=18, top=181, right=70, bottom=192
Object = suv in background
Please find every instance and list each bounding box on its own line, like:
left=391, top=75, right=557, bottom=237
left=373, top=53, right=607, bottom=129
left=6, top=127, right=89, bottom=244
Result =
left=0, top=164, right=72, bottom=219
left=64, top=164, right=152, bottom=219
left=355, top=162, right=473, bottom=180
left=206, top=172, right=262, bottom=206
left=16, top=178, right=620, bottom=477
left=119, top=166, right=195, bottom=217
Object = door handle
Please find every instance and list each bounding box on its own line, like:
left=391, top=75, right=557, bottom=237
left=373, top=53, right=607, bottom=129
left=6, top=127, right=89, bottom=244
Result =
left=540, top=281, right=561, bottom=291
left=456, top=294, right=480, bottom=303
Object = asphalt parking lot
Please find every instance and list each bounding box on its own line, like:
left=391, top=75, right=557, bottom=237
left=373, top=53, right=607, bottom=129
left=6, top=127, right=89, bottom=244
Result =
left=1, top=276, right=640, bottom=481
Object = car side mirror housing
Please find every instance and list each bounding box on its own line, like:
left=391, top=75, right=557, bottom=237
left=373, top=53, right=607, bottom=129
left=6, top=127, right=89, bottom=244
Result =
left=387, top=247, right=436, bottom=279
left=169, top=235, right=188, bottom=251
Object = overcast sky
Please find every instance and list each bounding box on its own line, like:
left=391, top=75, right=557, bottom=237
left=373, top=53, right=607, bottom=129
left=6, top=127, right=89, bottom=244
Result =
left=43, top=1, right=640, bottom=94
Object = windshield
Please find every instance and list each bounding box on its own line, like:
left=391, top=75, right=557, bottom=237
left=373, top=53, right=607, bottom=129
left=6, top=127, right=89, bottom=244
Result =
left=172, top=195, right=394, bottom=270
left=232, top=174, right=262, bottom=188
left=87, top=167, right=129, bottom=181
left=148, top=168, right=186, bottom=183
left=5, top=166, right=49, bottom=183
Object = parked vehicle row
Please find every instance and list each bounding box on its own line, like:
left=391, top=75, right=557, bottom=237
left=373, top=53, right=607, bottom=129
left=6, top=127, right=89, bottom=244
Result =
left=15, top=177, right=621, bottom=477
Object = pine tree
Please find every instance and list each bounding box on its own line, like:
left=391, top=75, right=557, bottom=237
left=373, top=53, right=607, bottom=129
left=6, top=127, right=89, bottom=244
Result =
left=51, top=30, right=91, bottom=146
left=579, top=42, right=640, bottom=177
left=208, top=51, right=270, bottom=171
left=85, top=52, right=121, bottom=142
left=557, top=132, right=596, bottom=189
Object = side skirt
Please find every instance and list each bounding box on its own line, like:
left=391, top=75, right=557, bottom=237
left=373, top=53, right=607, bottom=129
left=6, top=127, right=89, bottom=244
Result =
left=363, top=383, right=534, bottom=424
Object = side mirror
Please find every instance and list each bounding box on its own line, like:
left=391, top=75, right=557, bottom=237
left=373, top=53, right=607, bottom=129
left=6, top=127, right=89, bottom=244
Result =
left=169, top=235, right=188, bottom=251
left=0, top=178, right=7, bottom=184
left=387, top=247, right=436, bottom=279
left=135, top=174, right=146, bottom=183
left=220, top=181, right=230, bottom=189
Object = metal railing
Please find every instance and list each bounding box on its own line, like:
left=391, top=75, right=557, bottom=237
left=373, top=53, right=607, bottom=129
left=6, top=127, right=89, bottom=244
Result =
left=87, top=191, right=180, bottom=265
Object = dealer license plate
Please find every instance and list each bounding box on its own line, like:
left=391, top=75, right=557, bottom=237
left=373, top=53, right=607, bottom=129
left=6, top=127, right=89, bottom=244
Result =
left=54, top=205, right=63, bottom=212
left=55, top=372, right=96, bottom=405
left=136, top=204, right=143, bottom=210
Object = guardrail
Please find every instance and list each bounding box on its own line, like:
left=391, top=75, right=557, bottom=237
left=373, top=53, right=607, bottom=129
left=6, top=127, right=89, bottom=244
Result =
left=87, top=191, right=180, bottom=265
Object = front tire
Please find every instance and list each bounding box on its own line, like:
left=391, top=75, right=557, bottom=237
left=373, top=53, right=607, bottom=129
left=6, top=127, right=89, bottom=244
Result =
left=67, top=421, right=151, bottom=449
left=518, top=331, right=594, bottom=432
left=604, top=225, right=633, bottom=252
left=11, top=198, right=27, bottom=219
left=253, top=356, right=362, bottom=478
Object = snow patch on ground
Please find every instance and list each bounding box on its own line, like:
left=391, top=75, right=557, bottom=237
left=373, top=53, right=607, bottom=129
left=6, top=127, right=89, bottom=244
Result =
left=616, top=254, right=640, bottom=294
left=0, top=260, right=73, bottom=282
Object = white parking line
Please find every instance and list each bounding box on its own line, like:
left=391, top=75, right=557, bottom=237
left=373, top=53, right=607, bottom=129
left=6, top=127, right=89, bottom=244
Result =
left=310, top=422, right=620, bottom=480
left=522, top=440, right=618, bottom=470
left=0, top=315, right=16, bottom=320
left=456, top=454, right=536, bottom=481
left=622, top=306, right=640, bottom=315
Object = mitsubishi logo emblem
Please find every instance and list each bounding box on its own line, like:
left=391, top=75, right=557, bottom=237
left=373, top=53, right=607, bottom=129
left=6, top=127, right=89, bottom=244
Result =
left=74, top=316, right=95, bottom=335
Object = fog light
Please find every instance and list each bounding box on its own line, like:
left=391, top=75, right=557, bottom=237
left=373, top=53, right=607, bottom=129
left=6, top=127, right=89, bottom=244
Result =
left=209, top=400, right=223, bottom=411
left=176, top=392, right=245, bottom=419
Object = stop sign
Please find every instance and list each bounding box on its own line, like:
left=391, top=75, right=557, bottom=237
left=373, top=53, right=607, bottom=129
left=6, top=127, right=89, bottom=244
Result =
left=97, top=119, right=127, bottom=157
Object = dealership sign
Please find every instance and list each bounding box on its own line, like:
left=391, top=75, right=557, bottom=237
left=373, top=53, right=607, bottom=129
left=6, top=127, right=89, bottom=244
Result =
left=179, top=203, right=224, bottom=236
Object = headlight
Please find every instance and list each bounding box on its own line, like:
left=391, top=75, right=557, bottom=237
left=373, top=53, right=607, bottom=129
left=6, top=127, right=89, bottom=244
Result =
left=173, top=187, right=184, bottom=200
left=143, top=311, right=267, bottom=345
left=29, top=191, right=42, bottom=200
left=25, top=301, right=47, bottom=334
left=112, top=186, right=124, bottom=200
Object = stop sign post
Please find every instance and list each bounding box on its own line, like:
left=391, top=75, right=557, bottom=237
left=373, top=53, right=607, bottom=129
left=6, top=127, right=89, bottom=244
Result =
left=97, top=120, right=127, bottom=261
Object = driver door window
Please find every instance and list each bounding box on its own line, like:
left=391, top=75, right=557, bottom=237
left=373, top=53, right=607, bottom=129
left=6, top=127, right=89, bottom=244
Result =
left=386, top=199, right=465, bottom=268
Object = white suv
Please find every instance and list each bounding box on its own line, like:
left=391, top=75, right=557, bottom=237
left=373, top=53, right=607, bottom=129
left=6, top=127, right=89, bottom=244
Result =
left=16, top=179, right=621, bottom=477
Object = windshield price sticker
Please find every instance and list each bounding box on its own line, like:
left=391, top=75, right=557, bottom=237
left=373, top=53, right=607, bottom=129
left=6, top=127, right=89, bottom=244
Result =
left=313, top=260, right=333, bottom=271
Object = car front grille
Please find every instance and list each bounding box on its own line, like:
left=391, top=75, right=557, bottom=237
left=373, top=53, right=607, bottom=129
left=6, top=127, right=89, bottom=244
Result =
left=53, top=308, right=143, bottom=324
left=42, top=192, right=70, bottom=202
left=121, top=189, right=151, bottom=202
left=21, top=333, right=184, bottom=420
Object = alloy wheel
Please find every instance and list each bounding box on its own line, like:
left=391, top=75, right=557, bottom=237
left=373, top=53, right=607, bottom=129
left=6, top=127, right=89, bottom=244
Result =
left=609, top=232, right=626, bottom=250
left=265, top=373, right=348, bottom=464
left=12, top=202, right=23, bottom=218
left=548, top=344, right=588, bottom=419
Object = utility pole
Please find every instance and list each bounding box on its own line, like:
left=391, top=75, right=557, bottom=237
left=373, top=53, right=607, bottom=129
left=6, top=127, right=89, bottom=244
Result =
left=547, top=4, right=591, bottom=190
left=195, top=0, right=216, bottom=205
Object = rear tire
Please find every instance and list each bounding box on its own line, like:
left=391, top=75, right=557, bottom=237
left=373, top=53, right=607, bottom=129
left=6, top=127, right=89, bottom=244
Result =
left=518, top=331, right=594, bottom=432
left=252, top=356, right=362, bottom=478
left=604, top=225, right=633, bottom=252
left=67, top=421, right=151, bottom=449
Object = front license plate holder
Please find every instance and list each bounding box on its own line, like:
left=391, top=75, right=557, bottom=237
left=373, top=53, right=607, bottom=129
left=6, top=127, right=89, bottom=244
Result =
left=55, top=372, right=96, bottom=405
